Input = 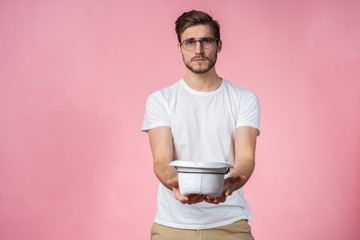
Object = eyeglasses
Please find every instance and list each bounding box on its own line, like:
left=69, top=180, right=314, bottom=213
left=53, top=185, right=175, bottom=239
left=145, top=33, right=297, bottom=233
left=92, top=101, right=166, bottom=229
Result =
left=180, top=38, right=219, bottom=51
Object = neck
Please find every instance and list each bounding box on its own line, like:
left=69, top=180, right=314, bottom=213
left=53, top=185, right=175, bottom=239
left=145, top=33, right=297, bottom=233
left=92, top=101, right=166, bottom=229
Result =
left=183, top=68, right=222, bottom=92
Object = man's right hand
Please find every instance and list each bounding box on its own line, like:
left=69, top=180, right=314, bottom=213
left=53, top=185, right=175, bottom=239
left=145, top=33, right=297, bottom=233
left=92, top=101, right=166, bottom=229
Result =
left=167, top=179, right=207, bottom=205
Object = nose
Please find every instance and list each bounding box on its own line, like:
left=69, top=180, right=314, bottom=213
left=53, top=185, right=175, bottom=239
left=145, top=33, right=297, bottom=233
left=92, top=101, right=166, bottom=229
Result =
left=194, top=40, right=205, bottom=53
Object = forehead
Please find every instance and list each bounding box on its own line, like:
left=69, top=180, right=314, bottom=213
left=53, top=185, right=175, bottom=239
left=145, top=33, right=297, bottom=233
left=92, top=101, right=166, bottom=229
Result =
left=181, top=24, right=214, bottom=41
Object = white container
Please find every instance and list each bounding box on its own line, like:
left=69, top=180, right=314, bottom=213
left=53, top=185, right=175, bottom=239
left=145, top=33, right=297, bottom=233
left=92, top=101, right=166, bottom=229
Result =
left=169, top=160, right=233, bottom=197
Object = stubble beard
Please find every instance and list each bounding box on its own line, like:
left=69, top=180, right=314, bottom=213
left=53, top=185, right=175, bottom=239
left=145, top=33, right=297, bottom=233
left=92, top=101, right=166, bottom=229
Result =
left=184, top=54, right=217, bottom=74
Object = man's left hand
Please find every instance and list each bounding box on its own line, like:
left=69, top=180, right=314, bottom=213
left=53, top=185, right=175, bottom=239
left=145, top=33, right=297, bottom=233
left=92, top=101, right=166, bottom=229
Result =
left=204, top=175, right=247, bottom=204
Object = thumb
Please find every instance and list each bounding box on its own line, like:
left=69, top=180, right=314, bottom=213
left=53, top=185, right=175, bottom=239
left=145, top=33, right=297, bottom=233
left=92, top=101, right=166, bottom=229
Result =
left=230, top=175, right=246, bottom=183
left=167, top=179, right=179, bottom=187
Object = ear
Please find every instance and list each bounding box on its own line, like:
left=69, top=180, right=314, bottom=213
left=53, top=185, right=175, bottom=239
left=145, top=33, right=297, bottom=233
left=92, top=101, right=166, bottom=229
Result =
left=178, top=43, right=183, bottom=56
left=217, top=39, right=222, bottom=53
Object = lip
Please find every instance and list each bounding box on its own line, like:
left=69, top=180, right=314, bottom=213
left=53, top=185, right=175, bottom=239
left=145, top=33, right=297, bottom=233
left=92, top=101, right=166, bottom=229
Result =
left=193, top=58, right=207, bottom=62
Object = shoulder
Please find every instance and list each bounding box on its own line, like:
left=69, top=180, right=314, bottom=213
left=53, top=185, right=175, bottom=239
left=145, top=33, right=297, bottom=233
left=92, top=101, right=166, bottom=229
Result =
left=145, top=80, right=181, bottom=108
left=148, top=80, right=181, bottom=100
left=222, top=79, right=259, bottom=101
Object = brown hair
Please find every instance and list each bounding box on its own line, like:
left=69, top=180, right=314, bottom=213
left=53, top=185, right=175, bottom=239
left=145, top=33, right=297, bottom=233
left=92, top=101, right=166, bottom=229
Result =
left=175, top=10, right=220, bottom=43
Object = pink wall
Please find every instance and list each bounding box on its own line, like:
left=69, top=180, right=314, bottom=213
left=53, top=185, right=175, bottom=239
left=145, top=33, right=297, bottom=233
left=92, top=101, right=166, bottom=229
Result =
left=1, top=0, right=359, bottom=239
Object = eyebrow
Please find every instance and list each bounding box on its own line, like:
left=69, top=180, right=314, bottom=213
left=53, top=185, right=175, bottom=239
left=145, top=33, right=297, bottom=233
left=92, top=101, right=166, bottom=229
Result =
left=183, top=36, right=214, bottom=41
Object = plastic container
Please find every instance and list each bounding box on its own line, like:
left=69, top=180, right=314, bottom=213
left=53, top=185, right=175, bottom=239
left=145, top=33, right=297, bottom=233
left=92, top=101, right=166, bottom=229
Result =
left=169, top=160, right=233, bottom=197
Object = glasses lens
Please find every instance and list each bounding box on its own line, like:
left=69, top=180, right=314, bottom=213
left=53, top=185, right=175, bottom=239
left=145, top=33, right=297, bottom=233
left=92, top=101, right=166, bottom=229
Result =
left=182, top=38, right=217, bottom=51
left=202, top=39, right=214, bottom=49
left=183, top=40, right=195, bottom=51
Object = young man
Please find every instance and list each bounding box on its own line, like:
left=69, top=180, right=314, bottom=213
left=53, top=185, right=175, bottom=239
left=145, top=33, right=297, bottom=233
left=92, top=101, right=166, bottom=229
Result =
left=142, top=10, right=260, bottom=240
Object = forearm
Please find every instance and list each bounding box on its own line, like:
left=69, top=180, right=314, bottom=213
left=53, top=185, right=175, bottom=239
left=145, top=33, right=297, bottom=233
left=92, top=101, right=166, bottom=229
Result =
left=148, top=127, right=177, bottom=190
left=229, top=126, right=258, bottom=190
left=154, top=158, right=178, bottom=190
left=228, top=157, right=255, bottom=190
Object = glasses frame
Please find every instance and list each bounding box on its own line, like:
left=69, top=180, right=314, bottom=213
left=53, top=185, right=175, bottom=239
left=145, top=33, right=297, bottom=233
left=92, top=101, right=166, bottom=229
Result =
left=180, top=38, right=219, bottom=51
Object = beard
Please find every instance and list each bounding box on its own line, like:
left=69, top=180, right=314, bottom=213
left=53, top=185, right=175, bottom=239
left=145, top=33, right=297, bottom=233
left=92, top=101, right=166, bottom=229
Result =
left=183, top=53, right=217, bottom=74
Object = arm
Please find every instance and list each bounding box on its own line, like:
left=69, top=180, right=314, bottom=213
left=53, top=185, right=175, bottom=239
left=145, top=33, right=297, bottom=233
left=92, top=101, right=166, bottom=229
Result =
left=148, top=126, right=206, bottom=204
left=149, top=126, right=176, bottom=189
left=205, top=126, right=258, bottom=204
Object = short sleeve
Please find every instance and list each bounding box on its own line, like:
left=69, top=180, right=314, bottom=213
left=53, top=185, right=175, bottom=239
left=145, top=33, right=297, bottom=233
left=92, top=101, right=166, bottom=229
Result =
left=236, top=91, right=261, bottom=135
left=141, top=91, right=171, bottom=132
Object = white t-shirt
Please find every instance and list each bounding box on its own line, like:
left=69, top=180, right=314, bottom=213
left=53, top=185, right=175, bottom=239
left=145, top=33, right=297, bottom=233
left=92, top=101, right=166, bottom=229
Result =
left=142, top=79, right=260, bottom=229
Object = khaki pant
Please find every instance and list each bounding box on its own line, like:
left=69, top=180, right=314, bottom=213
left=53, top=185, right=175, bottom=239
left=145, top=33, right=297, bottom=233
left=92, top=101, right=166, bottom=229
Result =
left=150, top=220, right=254, bottom=240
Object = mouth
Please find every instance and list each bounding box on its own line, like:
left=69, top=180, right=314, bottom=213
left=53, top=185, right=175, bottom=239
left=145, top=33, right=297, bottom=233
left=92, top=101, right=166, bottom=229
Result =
left=192, top=57, right=207, bottom=62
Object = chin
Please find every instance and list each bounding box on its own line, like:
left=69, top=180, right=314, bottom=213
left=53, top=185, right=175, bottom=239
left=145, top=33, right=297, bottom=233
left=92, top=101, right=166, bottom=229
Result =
left=185, top=61, right=213, bottom=74
left=192, top=66, right=210, bottom=73
left=192, top=69, right=211, bottom=74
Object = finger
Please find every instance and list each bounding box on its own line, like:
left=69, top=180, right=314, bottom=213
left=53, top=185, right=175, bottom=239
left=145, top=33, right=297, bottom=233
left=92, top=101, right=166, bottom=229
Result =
left=225, top=186, right=237, bottom=196
left=194, top=194, right=207, bottom=203
left=214, top=196, right=226, bottom=204
left=188, top=194, right=206, bottom=204
left=198, top=195, right=207, bottom=202
left=215, top=192, right=228, bottom=203
left=189, top=194, right=205, bottom=202
left=176, top=193, right=189, bottom=204
left=212, top=198, right=220, bottom=204
left=172, top=188, right=189, bottom=203
left=204, top=196, right=215, bottom=204
left=205, top=194, right=223, bottom=204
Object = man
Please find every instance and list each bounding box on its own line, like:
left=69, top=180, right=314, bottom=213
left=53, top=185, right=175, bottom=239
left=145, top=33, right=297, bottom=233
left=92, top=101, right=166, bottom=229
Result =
left=142, top=10, right=260, bottom=240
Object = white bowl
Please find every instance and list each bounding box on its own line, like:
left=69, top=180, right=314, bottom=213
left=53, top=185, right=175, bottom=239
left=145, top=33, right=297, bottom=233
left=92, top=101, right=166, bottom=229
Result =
left=169, top=160, right=233, bottom=197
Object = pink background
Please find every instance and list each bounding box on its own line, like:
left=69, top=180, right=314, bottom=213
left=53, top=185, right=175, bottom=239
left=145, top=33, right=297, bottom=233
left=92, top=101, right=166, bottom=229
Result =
left=1, top=0, right=359, bottom=239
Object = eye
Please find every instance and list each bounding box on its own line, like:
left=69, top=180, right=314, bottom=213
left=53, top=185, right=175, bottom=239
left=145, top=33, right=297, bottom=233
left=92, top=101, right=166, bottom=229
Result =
left=202, top=38, right=213, bottom=44
left=184, top=40, right=195, bottom=46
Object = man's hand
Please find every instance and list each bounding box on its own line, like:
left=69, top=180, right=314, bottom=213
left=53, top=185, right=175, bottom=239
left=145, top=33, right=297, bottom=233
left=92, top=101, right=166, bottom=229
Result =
left=204, top=175, right=247, bottom=204
left=167, top=179, right=207, bottom=205
left=204, top=127, right=258, bottom=204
